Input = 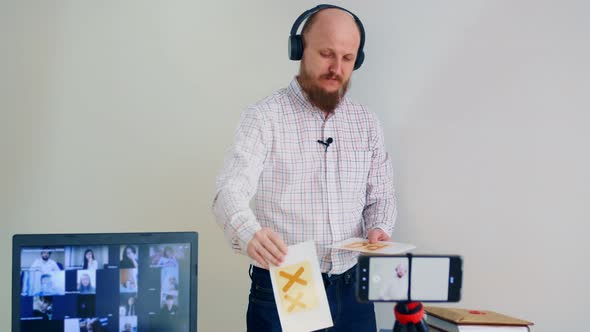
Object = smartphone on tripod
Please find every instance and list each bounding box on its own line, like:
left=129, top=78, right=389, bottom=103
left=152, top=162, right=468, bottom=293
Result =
left=357, top=254, right=462, bottom=302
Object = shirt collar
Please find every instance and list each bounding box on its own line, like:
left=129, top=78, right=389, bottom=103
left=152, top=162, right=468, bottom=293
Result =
left=288, top=77, right=314, bottom=110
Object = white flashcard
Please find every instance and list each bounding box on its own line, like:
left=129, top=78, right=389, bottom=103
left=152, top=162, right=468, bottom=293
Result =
left=329, top=237, right=416, bottom=255
left=269, top=241, right=333, bottom=332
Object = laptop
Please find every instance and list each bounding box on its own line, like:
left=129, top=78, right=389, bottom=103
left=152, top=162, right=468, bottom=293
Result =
left=12, top=232, right=198, bottom=332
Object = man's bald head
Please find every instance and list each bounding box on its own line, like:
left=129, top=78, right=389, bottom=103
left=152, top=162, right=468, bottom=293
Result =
left=301, top=8, right=361, bottom=52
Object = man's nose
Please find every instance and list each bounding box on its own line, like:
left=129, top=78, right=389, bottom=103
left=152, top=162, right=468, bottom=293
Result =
left=329, top=58, right=342, bottom=74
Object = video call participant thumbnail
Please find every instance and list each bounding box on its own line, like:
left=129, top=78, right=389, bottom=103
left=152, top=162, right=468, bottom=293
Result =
left=32, top=296, right=53, bottom=320
left=35, top=272, right=65, bottom=296
left=120, top=246, right=139, bottom=269
left=77, top=270, right=96, bottom=294
left=30, top=248, right=62, bottom=273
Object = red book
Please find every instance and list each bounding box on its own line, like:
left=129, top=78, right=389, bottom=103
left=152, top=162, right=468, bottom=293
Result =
left=425, top=306, right=533, bottom=332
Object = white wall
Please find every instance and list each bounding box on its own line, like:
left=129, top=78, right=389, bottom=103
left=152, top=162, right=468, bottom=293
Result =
left=1, top=1, right=588, bottom=331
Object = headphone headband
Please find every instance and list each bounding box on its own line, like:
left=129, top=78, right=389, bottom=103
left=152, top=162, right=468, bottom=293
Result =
left=288, top=4, right=366, bottom=70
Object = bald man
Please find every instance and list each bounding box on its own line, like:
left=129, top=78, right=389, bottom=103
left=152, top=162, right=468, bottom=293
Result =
left=213, top=5, right=396, bottom=331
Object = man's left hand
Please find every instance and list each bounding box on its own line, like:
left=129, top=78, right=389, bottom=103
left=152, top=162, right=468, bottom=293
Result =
left=367, top=228, right=390, bottom=244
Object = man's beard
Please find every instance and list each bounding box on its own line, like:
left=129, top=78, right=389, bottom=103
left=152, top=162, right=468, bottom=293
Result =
left=298, top=64, right=350, bottom=113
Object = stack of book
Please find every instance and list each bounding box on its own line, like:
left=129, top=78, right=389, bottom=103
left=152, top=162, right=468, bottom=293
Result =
left=425, top=306, right=533, bottom=332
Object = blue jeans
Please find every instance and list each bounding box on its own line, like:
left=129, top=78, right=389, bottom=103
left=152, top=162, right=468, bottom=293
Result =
left=247, top=265, right=376, bottom=332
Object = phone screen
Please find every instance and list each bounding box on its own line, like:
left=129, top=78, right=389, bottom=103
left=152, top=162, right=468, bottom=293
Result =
left=367, top=256, right=453, bottom=301
left=410, top=257, right=450, bottom=300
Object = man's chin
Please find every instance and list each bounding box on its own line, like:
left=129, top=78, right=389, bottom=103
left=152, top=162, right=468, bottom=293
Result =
left=320, top=88, right=341, bottom=96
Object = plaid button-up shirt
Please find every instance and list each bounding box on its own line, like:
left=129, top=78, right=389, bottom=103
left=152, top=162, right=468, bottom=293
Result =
left=213, top=78, right=396, bottom=274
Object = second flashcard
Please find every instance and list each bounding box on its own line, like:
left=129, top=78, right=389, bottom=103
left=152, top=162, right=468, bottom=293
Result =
left=330, top=237, right=416, bottom=255
left=269, top=241, right=333, bottom=332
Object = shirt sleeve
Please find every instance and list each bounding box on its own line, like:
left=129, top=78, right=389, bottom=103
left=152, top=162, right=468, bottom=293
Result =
left=212, top=107, right=268, bottom=254
left=363, top=111, right=397, bottom=235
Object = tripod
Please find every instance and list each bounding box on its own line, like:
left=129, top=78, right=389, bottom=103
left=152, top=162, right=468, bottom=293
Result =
left=392, top=301, right=429, bottom=332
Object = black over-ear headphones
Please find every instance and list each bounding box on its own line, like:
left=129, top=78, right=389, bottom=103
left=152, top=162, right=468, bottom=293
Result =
left=288, top=4, right=366, bottom=70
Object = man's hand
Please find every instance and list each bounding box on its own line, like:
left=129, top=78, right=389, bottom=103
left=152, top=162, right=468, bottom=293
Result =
left=247, top=228, right=288, bottom=269
left=367, top=228, right=391, bottom=244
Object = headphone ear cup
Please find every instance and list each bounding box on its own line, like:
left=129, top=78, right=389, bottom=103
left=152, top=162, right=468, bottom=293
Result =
left=354, top=50, right=365, bottom=70
left=288, top=35, right=303, bottom=61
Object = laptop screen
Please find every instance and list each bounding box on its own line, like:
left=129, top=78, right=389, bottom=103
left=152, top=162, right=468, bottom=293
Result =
left=12, top=232, right=198, bottom=332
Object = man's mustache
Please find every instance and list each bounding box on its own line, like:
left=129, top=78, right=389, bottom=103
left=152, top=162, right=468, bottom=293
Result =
left=320, top=73, right=343, bottom=82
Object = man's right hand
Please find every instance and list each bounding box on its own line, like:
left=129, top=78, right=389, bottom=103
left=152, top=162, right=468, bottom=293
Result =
left=246, top=227, right=288, bottom=269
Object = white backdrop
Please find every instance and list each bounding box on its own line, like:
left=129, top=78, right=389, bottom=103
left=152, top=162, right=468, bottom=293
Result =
left=1, top=1, right=589, bottom=331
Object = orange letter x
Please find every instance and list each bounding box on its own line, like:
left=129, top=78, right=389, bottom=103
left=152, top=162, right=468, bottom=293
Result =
left=279, top=266, right=308, bottom=292
left=284, top=292, right=307, bottom=312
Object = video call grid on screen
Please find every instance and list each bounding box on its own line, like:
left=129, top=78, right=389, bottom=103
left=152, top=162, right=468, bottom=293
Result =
left=12, top=232, right=198, bottom=332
